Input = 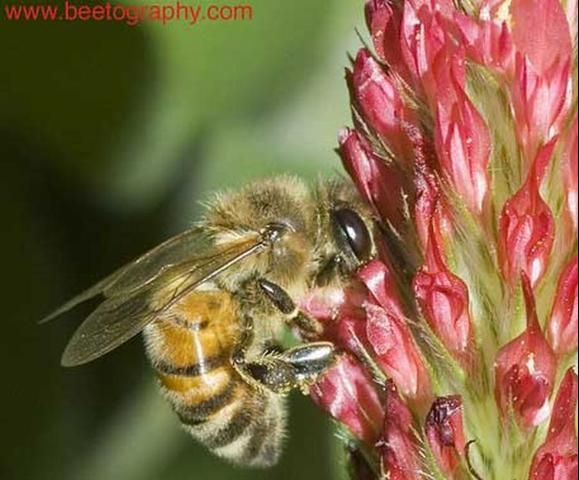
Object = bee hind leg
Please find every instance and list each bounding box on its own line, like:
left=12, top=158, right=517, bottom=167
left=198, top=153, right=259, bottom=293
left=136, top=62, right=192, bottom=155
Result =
left=258, top=279, right=322, bottom=340
left=232, top=335, right=336, bottom=395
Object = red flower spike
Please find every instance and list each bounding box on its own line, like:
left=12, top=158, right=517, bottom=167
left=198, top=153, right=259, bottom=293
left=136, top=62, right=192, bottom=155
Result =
left=529, top=369, right=579, bottom=480
left=563, top=117, right=578, bottom=234
left=379, top=381, right=421, bottom=480
left=329, top=0, right=577, bottom=475
left=435, top=75, right=491, bottom=216
left=494, top=275, right=557, bottom=429
left=547, top=256, right=578, bottom=356
left=498, top=139, right=556, bottom=288
left=339, top=128, right=408, bottom=230
left=510, top=0, right=572, bottom=76
left=425, top=395, right=466, bottom=476
left=413, top=220, right=474, bottom=365
left=359, top=261, right=432, bottom=401
left=351, top=49, right=416, bottom=161
left=310, top=354, right=384, bottom=444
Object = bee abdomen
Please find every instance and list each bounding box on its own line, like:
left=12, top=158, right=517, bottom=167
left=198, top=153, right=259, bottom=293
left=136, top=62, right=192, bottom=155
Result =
left=143, top=290, right=285, bottom=467
left=175, top=375, right=237, bottom=425
left=183, top=380, right=286, bottom=468
left=158, top=366, right=285, bottom=467
left=154, top=353, right=227, bottom=378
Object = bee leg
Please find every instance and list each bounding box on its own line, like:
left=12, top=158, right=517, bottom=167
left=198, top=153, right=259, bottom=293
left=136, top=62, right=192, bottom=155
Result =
left=281, top=342, right=337, bottom=393
left=232, top=335, right=336, bottom=394
left=258, top=279, right=323, bottom=340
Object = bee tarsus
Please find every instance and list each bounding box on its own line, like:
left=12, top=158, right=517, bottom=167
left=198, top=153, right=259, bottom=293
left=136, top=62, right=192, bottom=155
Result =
left=232, top=330, right=336, bottom=394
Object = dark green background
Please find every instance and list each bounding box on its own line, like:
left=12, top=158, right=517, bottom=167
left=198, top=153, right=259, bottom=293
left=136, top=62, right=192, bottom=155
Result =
left=0, top=1, right=363, bottom=479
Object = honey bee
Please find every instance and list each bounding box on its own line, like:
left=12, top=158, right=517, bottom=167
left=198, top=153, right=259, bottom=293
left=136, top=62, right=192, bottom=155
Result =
left=43, top=176, right=378, bottom=468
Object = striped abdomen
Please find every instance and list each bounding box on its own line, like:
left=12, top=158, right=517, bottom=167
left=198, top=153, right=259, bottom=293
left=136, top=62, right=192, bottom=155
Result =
left=143, top=289, right=285, bottom=468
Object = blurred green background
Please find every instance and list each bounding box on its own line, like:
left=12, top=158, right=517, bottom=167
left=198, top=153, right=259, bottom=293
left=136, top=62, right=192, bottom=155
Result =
left=0, top=1, right=364, bottom=479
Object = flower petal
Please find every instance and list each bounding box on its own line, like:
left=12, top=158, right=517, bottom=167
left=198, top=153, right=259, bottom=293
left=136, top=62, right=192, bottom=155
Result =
left=529, top=369, right=579, bottom=479
left=379, top=381, right=421, bottom=480
left=547, top=256, right=578, bottom=356
left=494, top=275, right=557, bottom=428
left=511, top=0, right=572, bottom=75
left=425, top=395, right=466, bottom=476
left=310, top=354, right=384, bottom=444
left=498, top=140, right=557, bottom=288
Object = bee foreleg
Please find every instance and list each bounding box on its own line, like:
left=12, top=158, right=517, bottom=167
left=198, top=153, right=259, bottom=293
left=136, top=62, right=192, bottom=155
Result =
left=232, top=337, right=336, bottom=395
left=258, top=279, right=322, bottom=339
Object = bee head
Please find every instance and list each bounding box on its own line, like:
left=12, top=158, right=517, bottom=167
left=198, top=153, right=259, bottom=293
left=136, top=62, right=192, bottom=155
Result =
left=314, top=180, right=378, bottom=282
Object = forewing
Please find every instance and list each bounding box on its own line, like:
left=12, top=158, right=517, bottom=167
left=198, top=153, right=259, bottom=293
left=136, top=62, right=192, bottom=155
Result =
left=61, top=286, right=153, bottom=366
left=40, top=227, right=211, bottom=324
left=102, top=227, right=215, bottom=296
left=60, top=235, right=264, bottom=366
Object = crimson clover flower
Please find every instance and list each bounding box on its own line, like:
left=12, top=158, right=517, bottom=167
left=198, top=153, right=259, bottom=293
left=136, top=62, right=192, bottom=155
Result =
left=304, top=0, right=578, bottom=478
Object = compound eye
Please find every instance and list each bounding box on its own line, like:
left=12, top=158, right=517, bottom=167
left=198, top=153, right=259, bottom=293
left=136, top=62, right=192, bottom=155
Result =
left=331, top=208, right=372, bottom=262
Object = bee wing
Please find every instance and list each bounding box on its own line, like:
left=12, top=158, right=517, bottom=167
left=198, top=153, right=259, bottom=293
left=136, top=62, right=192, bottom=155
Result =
left=40, top=227, right=215, bottom=324
left=51, top=232, right=265, bottom=367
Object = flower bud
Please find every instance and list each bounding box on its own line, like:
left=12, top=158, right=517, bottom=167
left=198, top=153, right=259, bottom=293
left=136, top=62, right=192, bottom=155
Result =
left=425, top=395, right=466, bottom=476
left=360, top=261, right=432, bottom=401
left=364, top=0, right=411, bottom=83
left=547, top=256, right=578, bottom=356
left=310, top=354, right=384, bottom=444
left=511, top=54, right=571, bottom=159
left=414, top=155, right=453, bottom=252
left=338, top=128, right=408, bottom=231
left=454, top=13, right=514, bottom=74
left=379, top=381, right=420, bottom=480
left=435, top=76, right=491, bottom=216
left=510, top=0, right=572, bottom=76
left=494, top=275, right=557, bottom=428
left=400, top=0, right=455, bottom=100
left=351, top=48, right=415, bottom=161
left=413, top=223, right=474, bottom=365
left=498, top=140, right=556, bottom=288
left=510, top=0, right=573, bottom=156
left=529, top=369, right=578, bottom=480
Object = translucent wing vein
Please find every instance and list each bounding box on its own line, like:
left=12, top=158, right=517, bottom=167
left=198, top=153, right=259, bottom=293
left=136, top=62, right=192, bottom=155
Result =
left=44, top=228, right=264, bottom=366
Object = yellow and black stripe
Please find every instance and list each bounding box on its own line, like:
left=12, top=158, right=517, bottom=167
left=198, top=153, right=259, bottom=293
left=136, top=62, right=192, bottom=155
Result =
left=143, top=290, right=285, bottom=467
